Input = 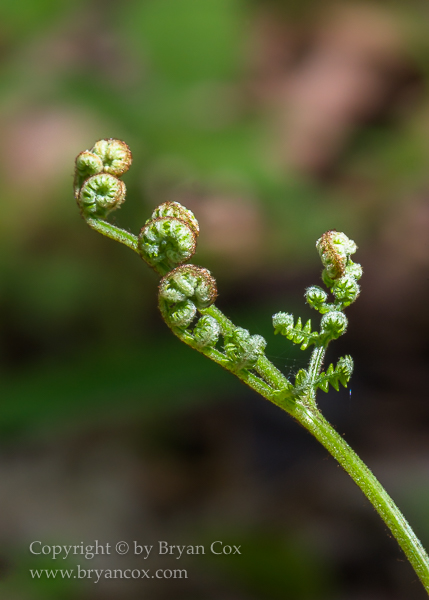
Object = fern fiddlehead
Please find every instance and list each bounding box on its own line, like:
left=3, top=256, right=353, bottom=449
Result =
left=74, top=140, right=429, bottom=593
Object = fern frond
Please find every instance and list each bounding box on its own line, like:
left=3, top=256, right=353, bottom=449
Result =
left=315, top=356, right=354, bottom=393
left=272, top=312, right=318, bottom=350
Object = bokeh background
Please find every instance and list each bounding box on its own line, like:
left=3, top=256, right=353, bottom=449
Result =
left=1, top=0, right=429, bottom=598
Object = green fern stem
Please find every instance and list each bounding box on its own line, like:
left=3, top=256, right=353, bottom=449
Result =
left=86, top=218, right=139, bottom=253
left=300, top=407, right=429, bottom=591
left=201, top=305, right=293, bottom=400
left=74, top=140, right=429, bottom=594
left=307, top=345, right=325, bottom=384
left=306, top=344, right=326, bottom=407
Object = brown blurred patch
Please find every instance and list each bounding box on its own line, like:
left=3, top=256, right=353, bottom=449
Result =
left=248, top=2, right=422, bottom=177
left=0, top=108, right=100, bottom=202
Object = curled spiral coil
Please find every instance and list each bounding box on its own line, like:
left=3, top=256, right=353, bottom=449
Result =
left=91, top=139, right=132, bottom=177
left=139, top=203, right=199, bottom=275
left=316, top=230, right=358, bottom=284
left=150, top=201, right=199, bottom=237
left=158, top=265, right=217, bottom=326
left=223, top=328, right=266, bottom=371
left=158, top=265, right=268, bottom=372
left=74, top=138, right=132, bottom=218
left=74, top=151, right=103, bottom=197
left=158, top=265, right=219, bottom=348
left=78, top=173, right=126, bottom=219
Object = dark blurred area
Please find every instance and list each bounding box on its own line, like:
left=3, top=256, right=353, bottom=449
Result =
left=0, top=0, right=429, bottom=598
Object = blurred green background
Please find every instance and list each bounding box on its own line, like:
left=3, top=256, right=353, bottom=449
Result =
left=1, top=0, right=429, bottom=598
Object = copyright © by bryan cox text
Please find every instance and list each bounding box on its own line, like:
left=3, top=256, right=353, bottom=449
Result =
left=29, top=540, right=241, bottom=559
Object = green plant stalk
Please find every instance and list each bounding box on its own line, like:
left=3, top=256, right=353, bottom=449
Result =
left=86, top=218, right=139, bottom=252
left=300, top=408, right=429, bottom=591
left=75, top=141, right=429, bottom=592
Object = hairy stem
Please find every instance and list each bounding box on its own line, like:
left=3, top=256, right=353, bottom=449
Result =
left=74, top=144, right=429, bottom=592
left=308, top=344, right=326, bottom=384
left=297, top=406, right=429, bottom=592
left=254, top=354, right=291, bottom=391
left=243, top=355, right=429, bottom=589
left=86, top=218, right=139, bottom=253
left=201, top=305, right=292, bottom=393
